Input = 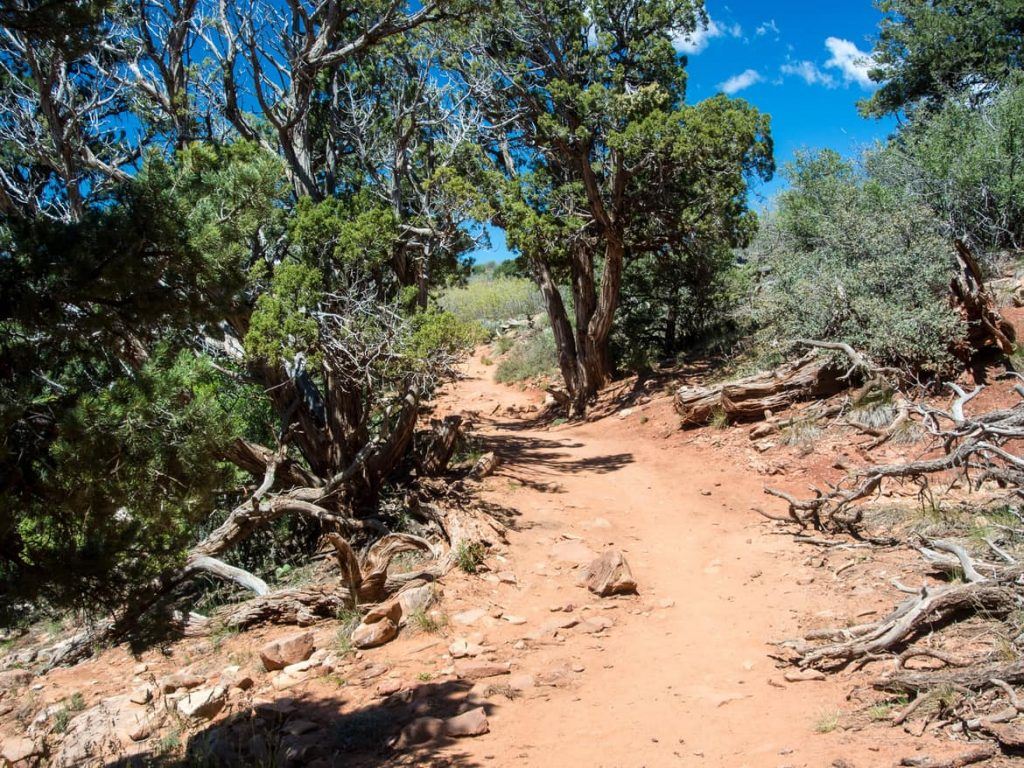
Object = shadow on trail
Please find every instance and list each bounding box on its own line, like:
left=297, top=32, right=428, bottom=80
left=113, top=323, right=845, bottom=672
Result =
left=473, top=431, right=634, bottom=493
left=105, top=679, right=490, bottom=767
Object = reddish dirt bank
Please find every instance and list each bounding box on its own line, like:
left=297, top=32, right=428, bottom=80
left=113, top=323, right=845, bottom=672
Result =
left=428, top=354, right=961, bottom=768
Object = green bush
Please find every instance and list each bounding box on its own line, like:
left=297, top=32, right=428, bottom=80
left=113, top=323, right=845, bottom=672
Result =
left=494, top=330, right=559, bottom=383
left=438, top=275, right=544, bottom=328
left=743, top=150, right=964, bottom=375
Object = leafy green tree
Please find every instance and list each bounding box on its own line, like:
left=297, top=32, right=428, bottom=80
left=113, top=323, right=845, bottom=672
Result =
left=450, top=0, right=772, bottom=412
left=865, top=0, right=1024, bottom=116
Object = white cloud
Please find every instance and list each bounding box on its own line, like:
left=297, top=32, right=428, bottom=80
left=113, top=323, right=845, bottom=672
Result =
left=756, top=19, right=779, bottom=37
left=672, top=16, right=742, bottom=55
left=780, top=60, right=836, bottom=88
left=824, top=36, right=876, bottom=88
left=718, top=69, right=763, bottom=94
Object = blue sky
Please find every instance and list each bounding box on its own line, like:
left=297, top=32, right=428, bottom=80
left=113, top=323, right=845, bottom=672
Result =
left=473, top=0, right=896, bottom=263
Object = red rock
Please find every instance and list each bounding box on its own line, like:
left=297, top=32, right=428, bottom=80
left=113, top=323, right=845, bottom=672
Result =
left=259, top=631, right=315, bottom=671
left=444, top=707, right=489, bottom=737
left=454, top=660, right=510, bottom=680
left=351, top=618, right=398, bottom=649
left=159, top=671, right=205, bottom=694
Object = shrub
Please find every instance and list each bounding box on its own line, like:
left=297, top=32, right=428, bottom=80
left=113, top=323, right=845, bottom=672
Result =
left=494, top=330, right=559, bottom=383
left=438, top=275, right=544, bottom=328
left=742, top=150, right=964, bottom=375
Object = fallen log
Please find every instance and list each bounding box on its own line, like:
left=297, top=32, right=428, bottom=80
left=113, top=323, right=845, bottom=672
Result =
left=675, top=351, right=844, bottom=427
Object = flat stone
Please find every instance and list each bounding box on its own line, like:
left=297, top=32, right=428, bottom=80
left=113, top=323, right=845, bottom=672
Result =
left=282, top=719, right=318, bottom=737
left=1, top=736, right=42, bottom=763
left=375, top=679, right=404, bottom=697
left=454, top=660, right=511, bottom=680
left=160, top=671, right=205, bottom=694
left=0, top=669, right=33, bottom=691
left=129, top=685, right=154, bottom=705
left=259, top=631, right=315, bottom=672
left=501, top=614, right=527, bottom=625
left=444, top=707, right=489, bottom=737
left=452, top=608, right=488, bottom=626
left=576, top=615, right=613, bottom=634
left=363, top=600, right=402, bottom=626
left=177, top=686, right=226, bottom=721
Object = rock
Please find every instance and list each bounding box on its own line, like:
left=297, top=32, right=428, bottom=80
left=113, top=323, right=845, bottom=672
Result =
left=448, top=639, right=484, bottom=658
left=577, top=615, right=613, bottom=634
left=0, top=669, right=32, bottom=691
left=351, top=618, right=398, bottom=649
left=132, top=663, right=148, bottom=675
left=128, top=685, right=154, bottom=705
left=749, top=422, right=777, bottom=439
left=496, top=571, right=517, bottom=584
left=259, top=631, right=315, bottom=671
left=282, top=719, right=318, bottom=737
left=397, top=585, right=435, bottom=622
left=363, top=600, right=403, bottom=626
left=395, top=717, right=445, bottom=748
left=50, top=695, right=156, bottom=768
left=177, top=686, right=227, bottom=721
left=784, top=669, right=826, bottom=682
left=583, top=550, right=637, bottom=597
left=501, top=614, right=526, bottom=625
left=1, top=736, right=42, bottom=765
left=453, top=660, right=511, bottom=680
left=549, top=539, right=598, bottom=566
left=159, top=671, right=205, bottom=694
left=375, top=679, right=404, bottom=697
left=220, top=666, right=254, bottom=691
left=444, top=707, right=489, bottom=737
left=452, top=608, right=488, bottom=626
left=358, top=663, right=389, bottom=681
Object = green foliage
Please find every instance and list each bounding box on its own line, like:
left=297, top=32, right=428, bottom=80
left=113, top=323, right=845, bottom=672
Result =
left=454, top=541, right=486, bottom=574
left=289, top=193, right=398, bottom=279
left=245, top=263, right=324, bottom=366
left=744, top=150, right=964, bottom=375
left=408, top=310, right=487, bottom=359
left=494, top=331, right=559, bottom=383
left=2, top=348, right=237, bottom=613
left=871, top=75, right=1024, bottom=250
left=438, top=275, right=545, bottom=328
left=865, top=0, right=1024, bottom=117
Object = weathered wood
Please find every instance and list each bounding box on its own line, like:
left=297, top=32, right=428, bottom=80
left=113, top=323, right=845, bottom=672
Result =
left=951, top=239, right=1017, bottom=358
left=675, top=351, right=843, bottom=427
left=880, top=658, right=1024, bottom=694
left=416, top=415, right=463, bottom=476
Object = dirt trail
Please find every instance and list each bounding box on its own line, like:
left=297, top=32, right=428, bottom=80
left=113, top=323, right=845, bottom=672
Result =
left=434, top=355, right=952, bottom=768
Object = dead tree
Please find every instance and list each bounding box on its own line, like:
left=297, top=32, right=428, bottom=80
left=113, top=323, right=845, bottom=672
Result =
left=765, top=379, right=1024, bottom=534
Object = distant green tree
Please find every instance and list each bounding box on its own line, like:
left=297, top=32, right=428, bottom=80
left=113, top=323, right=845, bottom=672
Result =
left=864, top=0, right=1024, bottom=116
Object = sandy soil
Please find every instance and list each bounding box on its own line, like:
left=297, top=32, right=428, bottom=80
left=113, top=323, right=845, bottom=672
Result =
left=3, top=351, right=992, bottom=768
left=419, top=353, right=962, bottom=768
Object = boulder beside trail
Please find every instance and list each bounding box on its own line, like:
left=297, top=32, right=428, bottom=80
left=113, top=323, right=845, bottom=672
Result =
left=259, top=631, right=315, bottom=671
